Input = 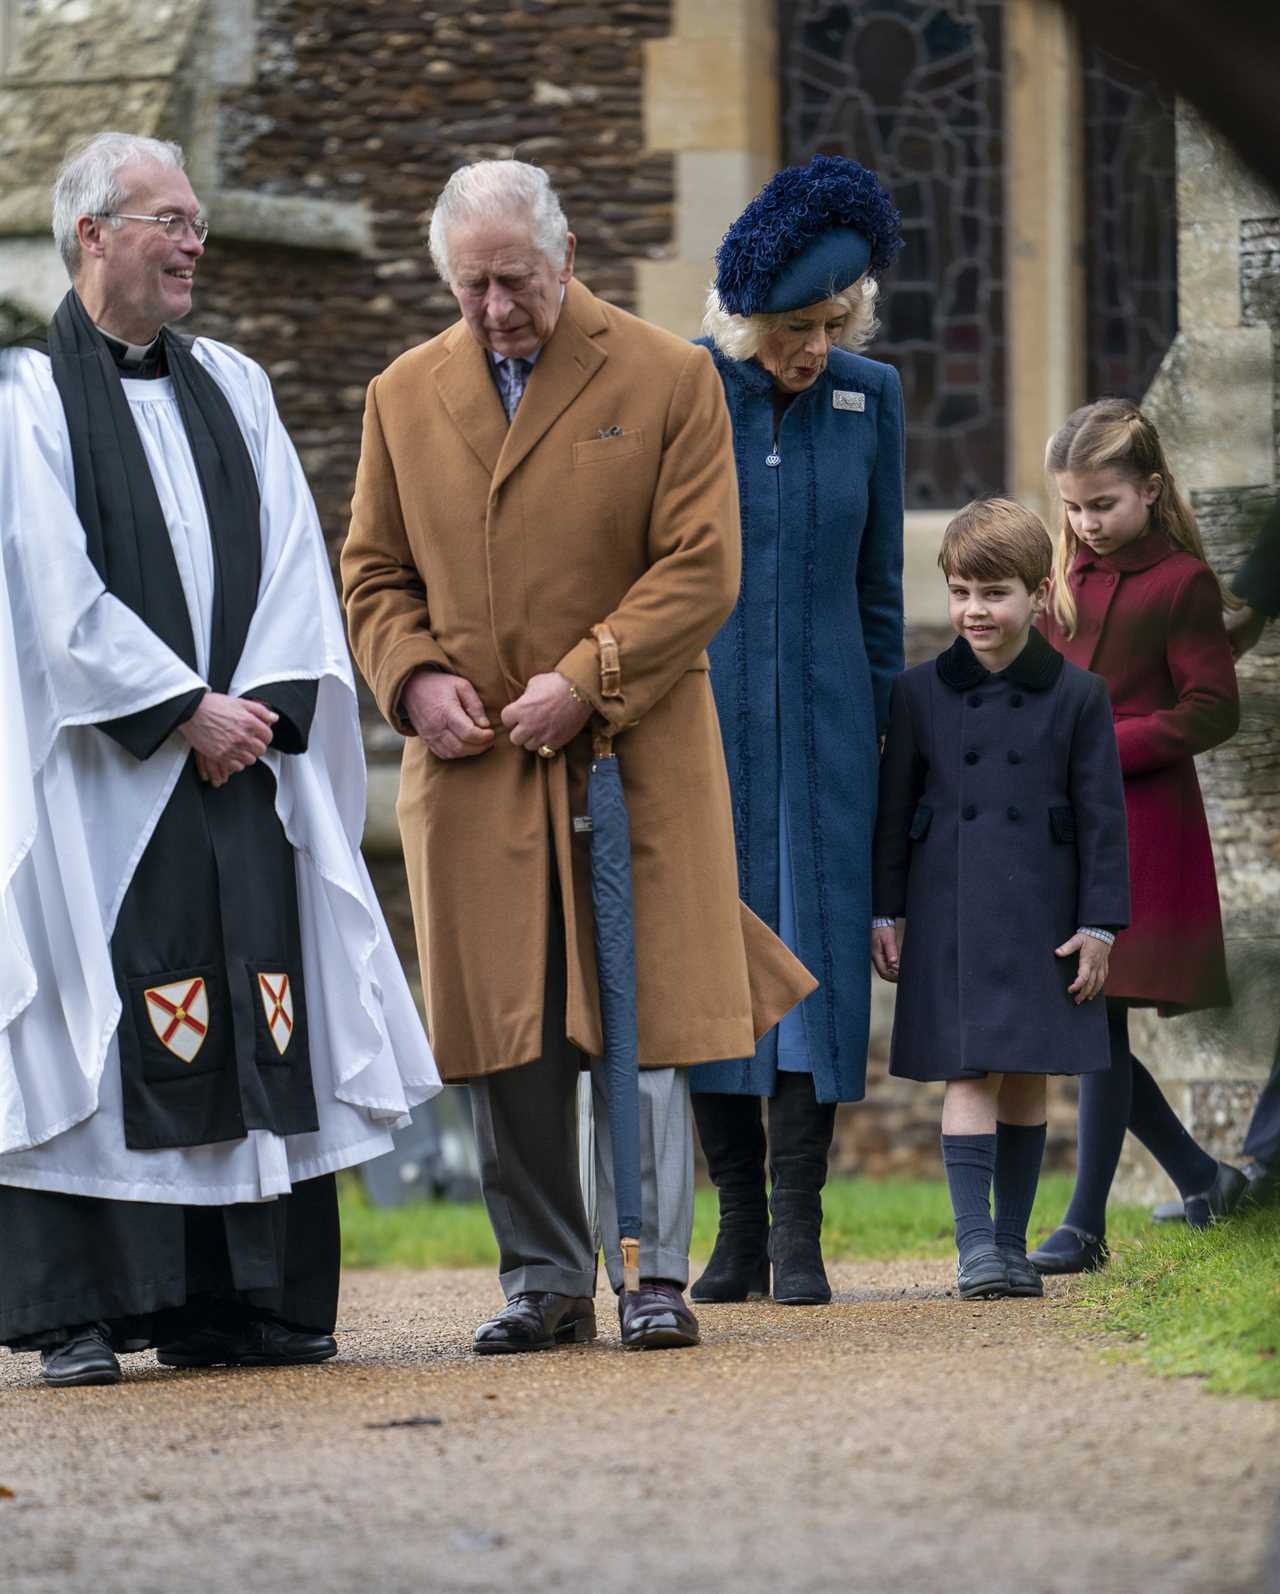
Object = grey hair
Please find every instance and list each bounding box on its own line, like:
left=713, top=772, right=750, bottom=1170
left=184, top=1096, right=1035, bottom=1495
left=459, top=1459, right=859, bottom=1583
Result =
left=428, top=160, right=569, bottom=282
left=701, top=278, right=881, bottom=361
left=52, top=131, right=186, bottom=276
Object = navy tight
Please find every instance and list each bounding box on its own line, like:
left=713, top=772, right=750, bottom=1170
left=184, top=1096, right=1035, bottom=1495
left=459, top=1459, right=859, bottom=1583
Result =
left=1063, top=1000, right=1218, bottom=1237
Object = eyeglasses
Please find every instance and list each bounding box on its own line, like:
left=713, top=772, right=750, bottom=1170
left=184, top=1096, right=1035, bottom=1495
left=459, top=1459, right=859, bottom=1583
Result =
left=98, top=212, right=210, bottom=244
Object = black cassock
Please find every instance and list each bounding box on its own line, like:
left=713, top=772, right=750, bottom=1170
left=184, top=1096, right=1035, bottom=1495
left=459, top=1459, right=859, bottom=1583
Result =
left=0, top=299, right=337, bottom=1348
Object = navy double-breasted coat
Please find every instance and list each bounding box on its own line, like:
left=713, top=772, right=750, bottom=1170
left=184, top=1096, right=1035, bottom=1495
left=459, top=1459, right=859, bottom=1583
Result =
left=690, top=343, right=905, bottom=1103
left=872, top=630, right=1130, bottom=1081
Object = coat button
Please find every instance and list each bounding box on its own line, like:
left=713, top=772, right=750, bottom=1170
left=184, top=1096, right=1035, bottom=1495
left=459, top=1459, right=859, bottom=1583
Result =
left=968, top=694, right=982, bottom=708
left=1007, top=805, right=1021, bottom=821
left=965, top=750, right=979, bottom=765
left=1008, top=750, right=1022, bottom=765
left=962, top=804, right=977, bottom=821
left=1010, top=693, right=1024, bottom=707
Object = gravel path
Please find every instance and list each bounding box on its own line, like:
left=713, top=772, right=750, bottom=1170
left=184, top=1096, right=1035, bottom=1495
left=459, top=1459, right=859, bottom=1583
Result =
left=2, top=1262, right=1276, bottom=1594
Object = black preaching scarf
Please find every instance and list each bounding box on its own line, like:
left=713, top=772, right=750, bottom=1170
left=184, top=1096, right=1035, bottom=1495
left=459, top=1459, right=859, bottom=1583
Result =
left=47, top=289, right=262, bottom=695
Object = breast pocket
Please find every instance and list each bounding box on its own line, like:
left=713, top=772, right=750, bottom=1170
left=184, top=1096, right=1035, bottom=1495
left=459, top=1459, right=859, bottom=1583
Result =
left=572, top=429, right=647, bottom=467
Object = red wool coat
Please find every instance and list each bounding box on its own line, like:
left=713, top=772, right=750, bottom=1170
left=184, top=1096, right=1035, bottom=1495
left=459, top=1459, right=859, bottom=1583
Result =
left=1041, top=530, right=1239, bottom=1012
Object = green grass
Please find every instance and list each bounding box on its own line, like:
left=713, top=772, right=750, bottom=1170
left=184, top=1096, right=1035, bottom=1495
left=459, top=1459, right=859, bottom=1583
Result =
left=1075, top=1200, right=1280, bottom=1400
left=338, top=1170, right=1146, bottom=1269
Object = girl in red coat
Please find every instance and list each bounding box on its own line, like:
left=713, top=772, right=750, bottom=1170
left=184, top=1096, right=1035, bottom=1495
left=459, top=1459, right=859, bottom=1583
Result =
left=1031, top=398, right=1248, bottom=1273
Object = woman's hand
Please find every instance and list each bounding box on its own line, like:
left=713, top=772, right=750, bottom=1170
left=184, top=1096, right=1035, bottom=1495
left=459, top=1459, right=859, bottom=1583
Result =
left=871, top=923, right=900, bottom=983
left=1056, top=932, right=1110, bottom=1004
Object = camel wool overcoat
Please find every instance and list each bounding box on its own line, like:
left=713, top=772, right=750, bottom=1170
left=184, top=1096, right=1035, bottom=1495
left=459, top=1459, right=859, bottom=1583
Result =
left=342, top=279, right=816, bottom=1081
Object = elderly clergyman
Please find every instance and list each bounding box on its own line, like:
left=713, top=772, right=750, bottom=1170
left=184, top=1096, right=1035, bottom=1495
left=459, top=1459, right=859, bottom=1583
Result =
left=342, top=160, right=813, bottom=1353
left=0, top=132, right=438, bottom=1387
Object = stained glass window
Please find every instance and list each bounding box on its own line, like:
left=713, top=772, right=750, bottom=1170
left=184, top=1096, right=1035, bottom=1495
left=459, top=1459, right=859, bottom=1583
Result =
left=779, top=0, right=1007, bottom=507
left=1082, top=46, right=1178, bottom=402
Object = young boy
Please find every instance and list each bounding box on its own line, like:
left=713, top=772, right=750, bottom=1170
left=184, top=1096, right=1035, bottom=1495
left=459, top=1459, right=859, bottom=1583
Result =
left=871, top=499, right=1130, bottom=1298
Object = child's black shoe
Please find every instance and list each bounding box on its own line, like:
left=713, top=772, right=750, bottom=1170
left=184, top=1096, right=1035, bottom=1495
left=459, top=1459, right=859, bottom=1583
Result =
left=955, top=1246, right=1009, bottom=1299
left=1028, top=1223, right=1108, bottom=1274
left=998, top=1248, right=1044, bottom=1297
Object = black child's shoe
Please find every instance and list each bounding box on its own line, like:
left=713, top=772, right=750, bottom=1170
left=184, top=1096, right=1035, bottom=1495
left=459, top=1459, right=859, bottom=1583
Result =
left=1029, top=1224, right=1108, bottom=1275
left=955, top=1247, right=1010, bottom=1299
left=40, top=1324, right=122, bottom=1387
left=999, top=1249, right=1045, bottom=1298
left=1183, top=1162, right=1248, bottom=1230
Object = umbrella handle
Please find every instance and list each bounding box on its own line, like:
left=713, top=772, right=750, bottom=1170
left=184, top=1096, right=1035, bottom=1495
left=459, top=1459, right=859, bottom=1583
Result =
left=620, top=1236, right=641, bottom=1295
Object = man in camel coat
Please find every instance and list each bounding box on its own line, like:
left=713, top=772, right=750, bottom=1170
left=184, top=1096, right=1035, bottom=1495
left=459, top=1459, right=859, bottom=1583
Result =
left=342, top=159, right=813, bottom=1353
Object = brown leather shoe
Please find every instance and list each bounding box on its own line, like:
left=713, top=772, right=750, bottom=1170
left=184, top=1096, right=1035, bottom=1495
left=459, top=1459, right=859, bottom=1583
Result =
left=473, top=1292, right=596, bottom=1355
left=618, top=1281, right=700, bottom=1350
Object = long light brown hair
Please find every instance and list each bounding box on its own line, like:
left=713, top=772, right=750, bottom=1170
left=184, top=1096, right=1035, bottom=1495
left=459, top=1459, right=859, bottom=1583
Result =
left=1044, top=398, right=1239, bottom=637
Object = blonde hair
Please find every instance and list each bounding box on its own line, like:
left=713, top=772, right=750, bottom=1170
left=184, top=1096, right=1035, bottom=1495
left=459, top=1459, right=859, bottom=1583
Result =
left=1045, top=398, right=1240, bottom=637
left=938, top=498, right=1053, bottom=592
left=701, top=277, right=880, bottom=361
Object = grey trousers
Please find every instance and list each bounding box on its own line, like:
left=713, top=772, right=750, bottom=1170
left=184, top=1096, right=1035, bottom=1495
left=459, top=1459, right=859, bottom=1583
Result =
left=469, top=1039, right=695, bottom=1299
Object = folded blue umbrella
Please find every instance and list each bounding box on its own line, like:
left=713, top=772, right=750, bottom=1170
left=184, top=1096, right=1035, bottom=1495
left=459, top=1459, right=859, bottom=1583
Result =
left=587, top=743, right=643, bottom=1295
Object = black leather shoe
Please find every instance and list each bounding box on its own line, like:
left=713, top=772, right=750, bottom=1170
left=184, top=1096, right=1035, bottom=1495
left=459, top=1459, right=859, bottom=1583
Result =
left=1029, top=1224, right=1108, bottom=1275
left=955, top=1247, right=1010, bottom=1299
left=1243, top=1160, right=1280, bottom=1206
left=618, top=1281, right=700, bottom=1350
left=998, top=1249, right=1045, bottom=1298
left=691, top=1238, right=769, bottom=1303
left=473, top=1293, right=596, bottom=1355
left=1151, top=1195, right=1185, bottom=1223
left=40, top=1324, right=122, bottom=1387
left=157, top=1317, right=337, bottom=1368
left=1183, top=1162, right=1248, bottom=1230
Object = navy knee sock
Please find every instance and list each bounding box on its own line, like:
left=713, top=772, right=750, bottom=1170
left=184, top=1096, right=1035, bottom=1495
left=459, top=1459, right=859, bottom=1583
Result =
left=941, top=1133, right=996, bottom=1263
left=993, top=1122, right=1047, bottom=1254
left=1127, top=1058, right=1218, bottom=1198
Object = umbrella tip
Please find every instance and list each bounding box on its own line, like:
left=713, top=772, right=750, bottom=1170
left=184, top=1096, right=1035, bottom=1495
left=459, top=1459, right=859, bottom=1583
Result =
left=621, top=1236, right=641, bottom=1295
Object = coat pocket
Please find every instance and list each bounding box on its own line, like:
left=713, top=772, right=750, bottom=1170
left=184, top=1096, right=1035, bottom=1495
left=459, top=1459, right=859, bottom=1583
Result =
left=572, top=429, right=646, bottom=467
left=908, top=804, right=933, bottom=841
left=128, top=965, right=227, bottom=1082
left=247, top=961, right=309, bottom=1067
left=1049, top=805, right=1077, bottom=844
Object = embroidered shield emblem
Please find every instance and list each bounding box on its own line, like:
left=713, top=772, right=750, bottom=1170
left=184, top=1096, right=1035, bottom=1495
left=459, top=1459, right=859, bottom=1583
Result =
left=258, top=973, right=294, bottom=1056
left=144, top=978, right=209, bottom=1064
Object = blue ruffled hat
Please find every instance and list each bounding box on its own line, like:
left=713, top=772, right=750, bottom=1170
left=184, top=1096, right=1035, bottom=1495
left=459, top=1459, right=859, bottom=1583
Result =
left=714, top=155, right=902, bottom=317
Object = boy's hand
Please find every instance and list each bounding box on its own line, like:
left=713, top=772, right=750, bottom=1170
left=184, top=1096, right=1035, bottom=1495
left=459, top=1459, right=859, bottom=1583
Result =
left=871, top=924, right=900, bottom=983
left=1056, top=932, right=1110, bottom=1004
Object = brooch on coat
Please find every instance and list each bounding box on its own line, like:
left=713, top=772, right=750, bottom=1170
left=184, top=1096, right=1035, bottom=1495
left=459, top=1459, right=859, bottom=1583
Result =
left=833, top=391, right=866, bottom=411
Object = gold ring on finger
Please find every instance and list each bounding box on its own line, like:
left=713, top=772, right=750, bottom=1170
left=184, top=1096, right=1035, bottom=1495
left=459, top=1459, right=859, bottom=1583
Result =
left=537, top=744, right=558, bottom=760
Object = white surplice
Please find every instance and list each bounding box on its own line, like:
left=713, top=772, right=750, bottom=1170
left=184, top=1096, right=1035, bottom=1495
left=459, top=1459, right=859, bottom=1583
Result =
left=0, top=339, right=440, bottom=1203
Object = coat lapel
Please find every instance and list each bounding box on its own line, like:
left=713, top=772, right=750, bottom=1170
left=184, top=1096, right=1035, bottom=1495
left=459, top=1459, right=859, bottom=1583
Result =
left=494, top=281, right=608, bottom=491
left=432, top=326, right=508, bottom=478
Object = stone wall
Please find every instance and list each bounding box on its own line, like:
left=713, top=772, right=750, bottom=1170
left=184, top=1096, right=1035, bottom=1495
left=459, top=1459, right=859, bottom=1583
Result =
left=188, top=0, right=676, bottom=556
left=1122, top=109, right=1280, bottom=1199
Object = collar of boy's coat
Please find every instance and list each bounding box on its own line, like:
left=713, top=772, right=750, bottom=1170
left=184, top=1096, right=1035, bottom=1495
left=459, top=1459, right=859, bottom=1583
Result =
left=935, top=625, right=1065, bottom=692
left=1072, top=526, right=1174, bottom=577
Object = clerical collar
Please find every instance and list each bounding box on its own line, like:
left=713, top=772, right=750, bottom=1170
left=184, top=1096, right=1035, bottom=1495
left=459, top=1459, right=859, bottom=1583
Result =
left=95, top=323, right=167, bottom=378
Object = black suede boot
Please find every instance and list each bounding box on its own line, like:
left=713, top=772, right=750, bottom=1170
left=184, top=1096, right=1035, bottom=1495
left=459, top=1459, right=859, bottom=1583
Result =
left=691, top=1091, right=770, bottom=1302
left=767, top=1072, right=837, bottom=1305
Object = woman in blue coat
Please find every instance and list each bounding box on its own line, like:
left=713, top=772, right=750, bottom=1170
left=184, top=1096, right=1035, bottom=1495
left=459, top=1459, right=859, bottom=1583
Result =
left=690, top=157, right=906, bottom=1305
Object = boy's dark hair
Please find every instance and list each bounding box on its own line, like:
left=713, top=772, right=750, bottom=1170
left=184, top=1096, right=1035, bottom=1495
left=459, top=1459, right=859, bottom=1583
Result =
left=938, top=498, right=1052, bottom=591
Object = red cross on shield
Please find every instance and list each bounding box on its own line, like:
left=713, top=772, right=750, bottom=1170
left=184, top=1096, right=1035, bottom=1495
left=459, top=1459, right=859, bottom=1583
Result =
left=258, top=973, right=294, bottom=1056
left=144, top=977, right=209, bottom=1064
